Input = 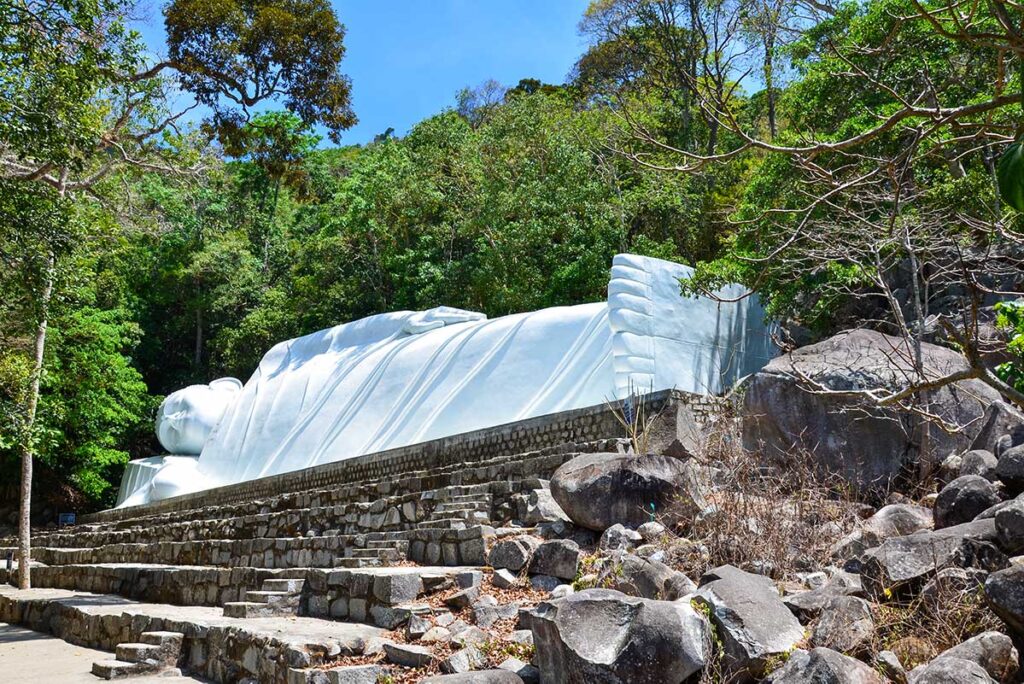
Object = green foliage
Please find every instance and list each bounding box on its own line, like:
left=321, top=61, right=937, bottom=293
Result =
left=998, top=142, right=1024, bottom=212
left=996, top=300, right=1024, bottom=392
left=164, top=0, right=357, bottom=143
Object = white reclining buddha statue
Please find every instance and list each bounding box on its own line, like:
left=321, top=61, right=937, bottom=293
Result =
left=116, top=254, right=777, bottom=507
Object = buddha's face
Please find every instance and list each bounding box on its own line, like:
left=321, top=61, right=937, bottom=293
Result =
left=156, top=378, right=242, bottom=454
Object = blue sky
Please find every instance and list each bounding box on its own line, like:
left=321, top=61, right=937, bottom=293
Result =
left=135, top=0, right=592, bottom=146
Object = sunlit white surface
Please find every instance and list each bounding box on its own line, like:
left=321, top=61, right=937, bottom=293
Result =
left=155, top=377, right=243, bottom=454
left=117, top=255, right=777, bottom=507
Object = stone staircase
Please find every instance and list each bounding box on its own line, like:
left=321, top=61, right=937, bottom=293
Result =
left=92, top=630, right=184, bottom=679
left=0, top=392, right=719, bottom=683
left=223, top=577, right=305, bottom=618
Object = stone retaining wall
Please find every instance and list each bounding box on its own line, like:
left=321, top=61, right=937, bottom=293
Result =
left=85, top=390, right=721, bottom=525
left=0, top=589, right=358, bottom=683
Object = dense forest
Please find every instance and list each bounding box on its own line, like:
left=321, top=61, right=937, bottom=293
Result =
left=2, top=0, right=1024, bottom=514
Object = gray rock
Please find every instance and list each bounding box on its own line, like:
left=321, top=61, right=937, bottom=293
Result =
left=874, top=650, right=907, bottom=684
left=420, top=672, right=524, bottom=684
left=740, top=329, right=998, bottom=488
left=861, top=518, right=1008, bottom=598
left=908, top=658, right=997, bottom=683
left=939, top=454, right=964, bottom=488
left=764, top=647, right=886, bottom=683
left=598, top=553, right=694, bottom=601
left=441, top=644, right=486, bottom=674
left=830, top=504, right=933, bottom=563
left=457, top=571, right=484, bottom=589
left=997, top=445, right=1024, bottom=495
left=784, top=571, right=864, bottom=622
left=530, top=588, right=707, bottom=684
left=637, top=521, right=666, bottom=542
left=406, top=614, right=431, bottom=640
left=920, top=567, right=988, bottom=605
left=694, top=565, right=804, bottom=681
left=935, top=476, right=1001, bottom=529
left=550, top=452, right=706, bottom=531
left=811, top=596, right=874, bottom=654
left=445, top=586, right=481, bottom=610
left=488, top=536, right=541, bottom=573
left=498, top=657, right=538, bottom=684
left=373, top=573, right=423, bottom=604
left=599, top=524, right=641, bottom=552
left=996, top=498, right=1024, bottom=554
left=383, top=642, right=434, bottom=668
left=961, top=450, right=999, bottom=481
left=971, top=401, right=1024, bottom=456
left=529, top=575, right=561, bottom=592
left=326, top=665, right=388, bottom=684
left=549, top=584, right=573, bottom=599
left=492, top=568, right=518, bottom=590
left=985, top=565, right=1024, bottom=637
left=521, top=488, right=570, bottom=525
left=913, top=632, right=1018, bottom=682
left=529, top=539, right=580, bottom=580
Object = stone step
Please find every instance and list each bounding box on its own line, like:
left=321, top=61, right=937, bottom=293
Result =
left=433, top=502, right=490, bottom=513
left=222, top=600, right=293, bottom=618
left=347, top=548, right=403, bottom=560
left=244, top=590, right=297, bottom=604
left=262, top=578, right=306, bottom=592
left=416, top=518, right=467, bottom=530
left=139, top=631, right=184, bottom=646
left=332, top=557, right=382, bottom=568
left=444, top=493, right=494, bottom=503
left=114, top=642, right=161, bottom=663
left=91, top=659, right=160, bottom=679
left=366, top=539, right=409, bottom=550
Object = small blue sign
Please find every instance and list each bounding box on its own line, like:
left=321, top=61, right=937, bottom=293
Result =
left=58, top=512, right=76, bottom=527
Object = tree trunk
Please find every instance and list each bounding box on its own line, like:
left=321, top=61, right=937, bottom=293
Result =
left=194, top=303, right=203, bottom=369
left=18, top=252, right=55, bottom=590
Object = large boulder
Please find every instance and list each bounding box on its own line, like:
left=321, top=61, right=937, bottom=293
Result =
left=985, top=565, right=1024, bottom=637
left=830, top=504, right=933, bottom=563
left=934, top=476, right=1001, bottom=529
left=908, top=632, right=1018, bottom=683
left=860, top=519, right=1008, bottom=598
left=529, top=588, right=707, bottom=684
left=741, top=330, right=998, bottom=488
left=550, top=452, right=705, bottom=531
left=693, top=565, right=805, bottom=682
left=764, top=648, right=886, bottom=683
left=971, top=401, right=1024, bottom=456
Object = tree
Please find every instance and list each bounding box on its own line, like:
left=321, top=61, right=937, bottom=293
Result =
left=0, top=0, right=355, bottom=588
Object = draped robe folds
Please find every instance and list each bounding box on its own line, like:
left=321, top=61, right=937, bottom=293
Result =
left=116, top=254, right=778, bottom=507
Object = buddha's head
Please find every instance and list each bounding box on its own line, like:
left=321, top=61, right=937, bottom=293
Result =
left=155, top=377, right=243, bottom=454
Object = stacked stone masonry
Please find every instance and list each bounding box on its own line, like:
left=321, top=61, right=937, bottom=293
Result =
left=0, top=391, right=727, bottom=683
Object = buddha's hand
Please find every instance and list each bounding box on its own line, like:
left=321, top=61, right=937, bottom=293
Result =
left=402, top=306, right=487, bottom=334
